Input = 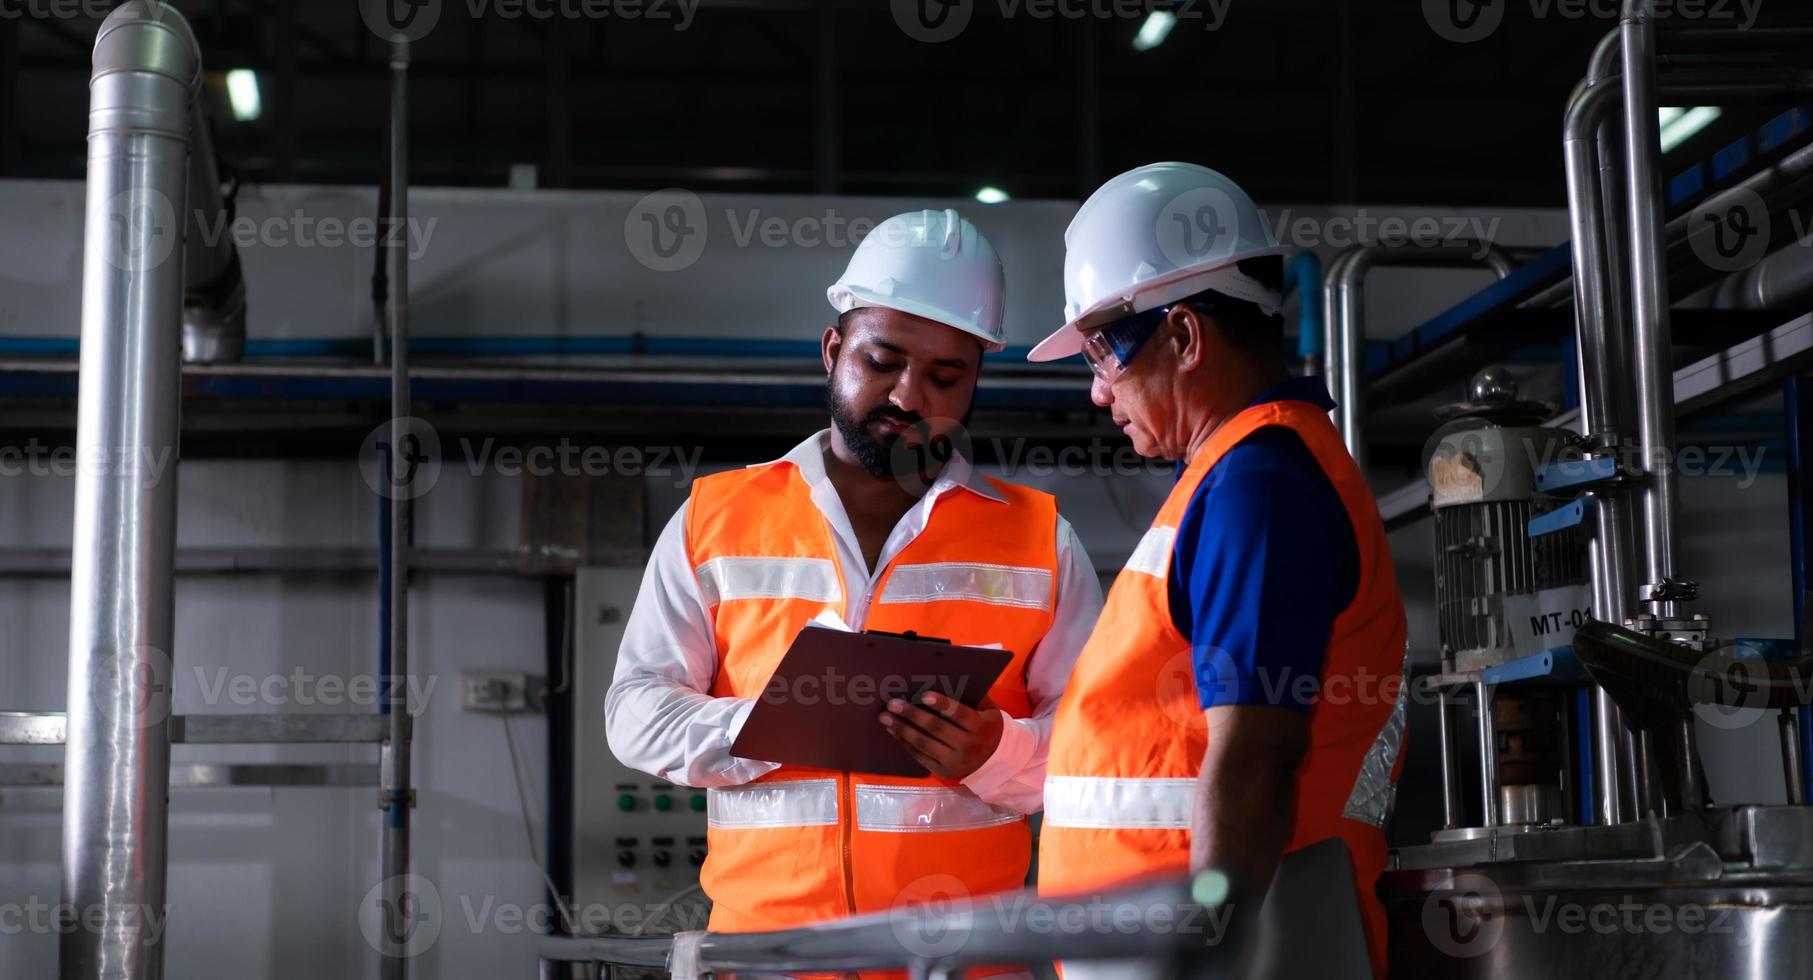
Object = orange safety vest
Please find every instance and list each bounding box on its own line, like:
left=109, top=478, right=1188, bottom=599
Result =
left=1038, top=399, right=1408, bottom=980
left=686, top=457, right=1061, bottom=941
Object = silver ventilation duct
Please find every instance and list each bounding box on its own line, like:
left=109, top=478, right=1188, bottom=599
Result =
left=62, top=3, right=198, bottom=977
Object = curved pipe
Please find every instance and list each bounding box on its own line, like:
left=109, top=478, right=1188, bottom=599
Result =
left=64, top=3, right=197, bottom=978
left=1324, top=241, right=1516, bottom=472
left=180, top=111, right=245, bottom=363
left=1621, top=0, right=1683, bottom=617
left=1282, top=250, right=1324, bottom=375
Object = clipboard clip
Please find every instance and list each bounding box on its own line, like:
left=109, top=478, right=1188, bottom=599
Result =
left=862, top=627, right=951, bottom=645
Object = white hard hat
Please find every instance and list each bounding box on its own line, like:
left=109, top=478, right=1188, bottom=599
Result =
left=827, top=208, right=1007, bottom=352
left=1028, top=162, right=1288, bottom=362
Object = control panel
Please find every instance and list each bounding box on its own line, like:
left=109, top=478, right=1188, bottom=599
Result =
left=572, top=567, right=711, bottom=935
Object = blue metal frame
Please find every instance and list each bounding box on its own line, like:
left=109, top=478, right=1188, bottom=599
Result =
left=1364, top=103, right=1813, bottom=384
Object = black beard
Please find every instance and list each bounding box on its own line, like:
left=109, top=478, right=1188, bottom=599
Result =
left=827, top=380, right=922, bottom=477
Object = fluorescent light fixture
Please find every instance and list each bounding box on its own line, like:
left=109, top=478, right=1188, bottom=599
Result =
left=226, top=69, right=261, bottom=122
left=975, top=186, right=1010, bottom=205
left=1658, top=105, right=1721, bottom=153
left=1133, top=11, right=1176, bottom=51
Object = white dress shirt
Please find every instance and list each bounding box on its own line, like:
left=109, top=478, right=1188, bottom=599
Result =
left=605, top=429, right=1103, bottom=813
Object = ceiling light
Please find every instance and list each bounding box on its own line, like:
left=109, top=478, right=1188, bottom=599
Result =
left=1133, top=11, right=1176, bottom=51
left=975, top=186, right=1010, bottom=205
left=226, top=69, right=261, bottom=123
left=1659, top=106, right=1721, bottom=153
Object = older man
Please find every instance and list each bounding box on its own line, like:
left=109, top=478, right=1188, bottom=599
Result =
left=606, top=208, right=1102, bottom=957
left=1028, top=163, right=1408, bottom=979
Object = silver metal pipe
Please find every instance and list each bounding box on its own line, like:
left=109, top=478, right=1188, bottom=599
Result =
left=63, top=3, right=197, bottom=977
left=1780, top=710, right=1805, bottom=805
left=1476, top=682, right=1500, bottom=828
left=1327, top=241, right=1516, bottom=471
left=1565, top=69, right=1641, bottom=827
left=380, top=36, right=415, bottom=980
left=1621, top=0, right=1685, bottom=617
left=1592, top=688, right=1632, bottom=825
left=1677, top=718, right=1702, bottom=810
left=178, top=103, right=244, bottom=364
left=1320, top=249, right=1352, bottom=424
left=1436, top=688, right=1463, bottom=830
left=1635, top=728, right=1663, bottom=817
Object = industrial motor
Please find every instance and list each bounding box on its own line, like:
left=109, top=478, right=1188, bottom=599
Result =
left=1425, top=368, right=1588, bottom=828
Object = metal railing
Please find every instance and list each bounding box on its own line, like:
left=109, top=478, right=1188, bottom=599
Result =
left=536, top=873, right=1236, bottom=980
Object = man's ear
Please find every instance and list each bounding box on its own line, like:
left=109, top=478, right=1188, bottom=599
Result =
left=1170, top=305, right=1210, bottom=373
left=822, top=323, right=842, bottom=374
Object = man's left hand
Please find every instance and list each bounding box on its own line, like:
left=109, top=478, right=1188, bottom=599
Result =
left=879, top=692, right=1003, bottom=779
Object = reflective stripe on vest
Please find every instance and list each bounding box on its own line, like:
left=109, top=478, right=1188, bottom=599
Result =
left=1042, top=776, right=1193, bottom=829
left=877, top=562, right=1053, bottom=610
left=1341, top=644, right=1412, bottom=829
left=1124, top=527, right=1177, bottom=578
left=694, top=555, right=843, bottom=606
left=709, top=781, right=1018, bottom=833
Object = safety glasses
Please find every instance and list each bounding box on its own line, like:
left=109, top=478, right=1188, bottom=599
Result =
left=1080, top=299, right=1216, bottom=383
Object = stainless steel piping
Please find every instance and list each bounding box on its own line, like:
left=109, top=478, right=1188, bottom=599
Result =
left=1321, top=248, right=1352, bottom=412
left=1621, top=1, right=1685, bottom=617
left=63, top=3, right=196, bottom=977
left=1565, top=71, right=1643, bottom=828
left=179, top=107, right=245, bottom=364
left=380, top=36, right=415, bottom=980
left=1326, top=241, right=1516, bottom=471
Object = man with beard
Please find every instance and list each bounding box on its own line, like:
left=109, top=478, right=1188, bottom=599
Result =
left=606, top=208, right=1103, bottom=952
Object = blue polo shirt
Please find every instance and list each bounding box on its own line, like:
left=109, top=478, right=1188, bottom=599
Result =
left=1168, top=376, right=1360, bottom=713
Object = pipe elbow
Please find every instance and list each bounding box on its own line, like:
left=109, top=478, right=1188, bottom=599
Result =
left=92, top=1, right=200, bottom=89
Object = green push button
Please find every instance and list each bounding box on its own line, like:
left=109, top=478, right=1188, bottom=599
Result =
left=617, top=793, right=638, bottom=812
left=654, top=794, right=673, bottom=812
left=690, top=794, right=707, bottom=813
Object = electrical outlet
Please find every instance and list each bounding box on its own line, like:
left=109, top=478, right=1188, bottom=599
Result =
left=461, top=670, right=544, bottom=714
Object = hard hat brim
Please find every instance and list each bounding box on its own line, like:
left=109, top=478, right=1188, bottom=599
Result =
left=829, top=283, right=1007, bottom=353
left=1028, top=244, right=1292, bottom=363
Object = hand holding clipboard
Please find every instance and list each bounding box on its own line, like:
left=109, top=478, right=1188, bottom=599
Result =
left=728, top=621, right=1012, bottom=778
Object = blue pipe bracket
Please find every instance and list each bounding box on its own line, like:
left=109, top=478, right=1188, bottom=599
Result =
left=1534, top=456, right=1620, bottom=495
left=1529, top=497, right=1597, bottom=538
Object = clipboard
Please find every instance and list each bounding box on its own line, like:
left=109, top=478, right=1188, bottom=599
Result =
left=729, top=624, right=1013, bottom=778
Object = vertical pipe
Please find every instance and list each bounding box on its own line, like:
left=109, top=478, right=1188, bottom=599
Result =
left=1564, top=75, right=1639, bottom=826
left=1476, top=683, right=1500, bottom=828
left=1620, top=1, right=1684, bottom=617
left=1783, top=376, right=1813, bottom=797
left=1283, top=250, right=1324, bottom=377
left=63, top=4, right=197, bottom=978
left=1320, top=252, right=1348, bottom=426
left=1436, top=689, right=1463, bottom=830
left=1677, top=718, right=1702, bottom=810
left=1337, top=272, right=1367, bottom=471
left=380, top=36, right=414, bottom=980
left=1574, top=688, right=1597, bottom=825
left=1780, top=711, right=1806, bottom=806
left=1327, top=243, right=1516, bottom=471
left=1636, top=729, right=1663, bottom=817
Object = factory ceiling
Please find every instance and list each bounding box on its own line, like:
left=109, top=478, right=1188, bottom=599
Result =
left=1, top=0, right=1801, bottom=204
